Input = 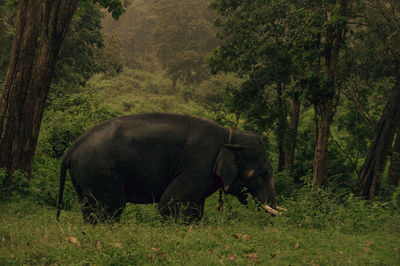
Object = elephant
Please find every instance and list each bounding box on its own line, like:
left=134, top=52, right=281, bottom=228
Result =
left=56, top=112, right=282, bottom=223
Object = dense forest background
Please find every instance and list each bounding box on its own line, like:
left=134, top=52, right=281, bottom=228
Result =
left=0, top=0, right=399, bottom=264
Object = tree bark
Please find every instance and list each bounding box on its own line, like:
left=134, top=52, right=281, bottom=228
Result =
left=312, top=0, right=348, bottom=186
left=150, top=45, right=156, bottom=73
left=355, top=80, right=400, bottom=199
left=0, top=0, right=42, bottom=184
left=285, top=96, right=301, bottom=172
left=0, top=0, right=79, bottom=184
left=277, top=83, right=287, bottom=172
left=387, top=127, right=400, bottom=187
left=312, top=99, right=334, bottom=186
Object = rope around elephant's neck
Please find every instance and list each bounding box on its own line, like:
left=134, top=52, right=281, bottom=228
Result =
left=218, top=128, right=233, bottom=211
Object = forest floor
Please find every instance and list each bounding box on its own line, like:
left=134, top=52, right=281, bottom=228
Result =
left=1, top=192, right=399, bottom=265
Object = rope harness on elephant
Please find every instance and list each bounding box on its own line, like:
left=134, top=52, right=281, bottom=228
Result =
left=218, top=128, right=232, bottom=211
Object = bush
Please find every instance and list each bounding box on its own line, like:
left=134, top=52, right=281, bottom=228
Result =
left=392, top=187, right=400, bottom=209
left=0, top=169, right=32, bottom=202
left=277, top=178, right=398, bottom=233
left=31, top=155, right=78, bottom=210
left=38, top=88, right=121, bottom=158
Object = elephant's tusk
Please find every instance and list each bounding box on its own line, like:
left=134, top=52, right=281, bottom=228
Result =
left=276, top=206, right=287, bottom=212
left=261, top=204, right=281, bottom=215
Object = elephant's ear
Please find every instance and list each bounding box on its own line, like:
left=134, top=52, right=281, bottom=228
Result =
left=213, top=144, right=243, bottom=192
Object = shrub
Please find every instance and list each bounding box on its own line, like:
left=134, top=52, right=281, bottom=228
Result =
left=0, top=169, right=32, bottom=202
left=38, top=89, right=121, bottom=158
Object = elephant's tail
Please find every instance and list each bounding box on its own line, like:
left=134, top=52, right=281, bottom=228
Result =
left=56, top=157, right=69, bottom=221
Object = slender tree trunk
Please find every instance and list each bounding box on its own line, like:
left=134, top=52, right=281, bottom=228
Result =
left=0, top=0, right=79, bottom=185
left=285, top=96, right=301, bottom=172
left=387, top=127, right=400, bottom=187
left=171, top=77, right=177, bottom=91
left=150, top=45, right=156, bottom=73
left=313, top=106, right=319, bottom=146
left=355, top=80, right=400, bottom=199
left=143, top=46, right=148, bottom=61
left=312, top=99, right=334, bottom=186
left=312, top=0, right=348, bottom=186
left=277, top=83, right=287, bottom=172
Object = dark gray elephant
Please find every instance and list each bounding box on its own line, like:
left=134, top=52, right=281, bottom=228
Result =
left=56, top=112, right=282, bottom=223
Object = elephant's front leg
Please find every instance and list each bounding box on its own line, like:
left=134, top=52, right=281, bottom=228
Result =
left=158, top=173, right=207, bottom=223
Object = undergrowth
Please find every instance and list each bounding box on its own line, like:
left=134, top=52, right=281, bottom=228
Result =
left=1, top=171, right=399, bottom=264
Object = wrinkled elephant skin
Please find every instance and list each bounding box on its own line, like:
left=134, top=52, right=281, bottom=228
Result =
left=57, top=113, right=276, bottom=223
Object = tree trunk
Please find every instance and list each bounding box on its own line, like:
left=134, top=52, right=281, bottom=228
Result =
left=285, top=96, right=301, bottom=172
left=150, top=45, right=156, bottom=73
left=312, top=99, right=334, bottom=186
left=387, top=127, right=400, bottom=188
left=277, top=83, right=287, bottom=172
left=0, top=0, right=79, bottom=185
left=312, top=0, right=348, bottom=186
left=0, top=0, right=42, bottom=185
left=355, top=80, right=400, bottom=199
left=143, top=46, right=148, bottom=61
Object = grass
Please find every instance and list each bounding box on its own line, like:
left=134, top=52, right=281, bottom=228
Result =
left=1, top=191, right=399, bottom=265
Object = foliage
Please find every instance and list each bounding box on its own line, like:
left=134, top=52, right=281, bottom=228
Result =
left=102, top=0, right=156, bottom=69
left=52, top=1, right=105, bottom=92
left=38, top=88, right=121, bottom=159
left=0, top=169, right=31, bottom=201
left=0, top=0, right=16, bottom=85
left=84, top=69, right=213, bottom=118
left=195, top=73, right=244, bottom=128
left=94, top=32, right=125, bottom=77
left=392, top=187, right=400, bottom=209
left=153, top=0, right=217, bottom=85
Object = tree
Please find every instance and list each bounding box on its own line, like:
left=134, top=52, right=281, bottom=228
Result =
left=210, top=0, right=305, bottom=173
left=303, top=0, right=350, bottom=186
left=354, top=0, right=400, bottom=199
left=387, top=128, right=400, bottom=188
left=0, top=0, right=124, bottom=186
left=102, top=0, right=155, bottom=69
left=154, top=0, right=217, bottom=88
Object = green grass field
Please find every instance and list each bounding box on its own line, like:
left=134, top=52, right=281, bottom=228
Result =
left=1, top=191, right=399, bottom=265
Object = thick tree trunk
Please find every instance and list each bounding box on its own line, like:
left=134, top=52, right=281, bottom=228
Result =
left=0, top=0, right=42, bottom=184
left=285, top=97, right=301, bottom=172
left=355, top=80, right=400, bottom=199
left=387, top=127, right=400, bottom=187
left=0, top=0, right=79, bottom=184
left=277, top=83, right=287, bottom=172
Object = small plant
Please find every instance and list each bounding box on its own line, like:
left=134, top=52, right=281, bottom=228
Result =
left=0, top=168, right=32, bottom=202
left=392, top=187, right=400, bottom=209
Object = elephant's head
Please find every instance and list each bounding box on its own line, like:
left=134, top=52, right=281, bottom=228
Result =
left=214, top=134, right=283, bottom=215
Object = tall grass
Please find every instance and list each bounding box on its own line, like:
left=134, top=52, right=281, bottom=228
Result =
left=1, top=177, right=399, bottom=264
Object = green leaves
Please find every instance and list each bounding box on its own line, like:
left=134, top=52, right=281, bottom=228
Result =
left=93, top=0, right=125, bottom=19
left=154, top=0, right=217, bottom=85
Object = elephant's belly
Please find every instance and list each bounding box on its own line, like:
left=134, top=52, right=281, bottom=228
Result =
left=126, top=193, right=161, bottom=204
